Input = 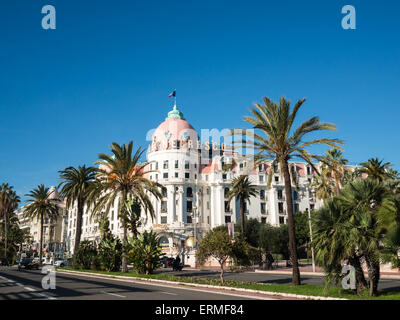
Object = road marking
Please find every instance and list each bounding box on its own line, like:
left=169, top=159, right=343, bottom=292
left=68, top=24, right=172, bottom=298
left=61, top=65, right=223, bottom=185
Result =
left=161, top=291, right=178, bottom=296
left=60, top=271, right=274, bottom=300
left=24, top=287, right=36, bottom=292
left=100, top=290, right=126, bottom=298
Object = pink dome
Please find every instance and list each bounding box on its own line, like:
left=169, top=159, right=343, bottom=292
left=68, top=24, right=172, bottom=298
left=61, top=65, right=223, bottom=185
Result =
left=152, top=118, right=197, bottom=152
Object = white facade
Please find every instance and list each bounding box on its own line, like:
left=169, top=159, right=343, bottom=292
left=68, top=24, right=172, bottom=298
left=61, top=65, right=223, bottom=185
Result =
left=64, top=104, right=324, bottom=264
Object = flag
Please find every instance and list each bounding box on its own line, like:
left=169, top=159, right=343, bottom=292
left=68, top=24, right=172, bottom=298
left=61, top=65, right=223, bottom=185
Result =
left=168, top=89, right=176, bottom=98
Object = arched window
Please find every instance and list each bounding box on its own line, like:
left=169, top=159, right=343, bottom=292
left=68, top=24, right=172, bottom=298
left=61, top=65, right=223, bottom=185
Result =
left=158, top=236, right=169, bottom=248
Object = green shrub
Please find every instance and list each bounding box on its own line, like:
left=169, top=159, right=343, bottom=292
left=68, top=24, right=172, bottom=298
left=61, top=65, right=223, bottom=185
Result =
left=98, top=236, right=123, bottom=272
left=127, top=231, right=162, bottom=274
left=73, top=240, right=97, bottom=269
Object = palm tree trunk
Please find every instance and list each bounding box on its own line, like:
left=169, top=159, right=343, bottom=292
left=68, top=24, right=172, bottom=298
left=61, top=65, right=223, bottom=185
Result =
left=39, top=213, right=44, bottom=267
left=281, top=160, right=301, bottom=285
left=334, top=175, right=340, bottom=195
left=74, top=198, right=84, bottom=254
left=240, top=197, right=245, bottom=237
left=122, top=225, right=128, bottom=273
left=4, top=211, right=7, bottom=260
left=365, top=254, right=380, bottom=296
left=121, top=191, right=128, bottom=273
left=348, top=255, right=368, bottom=294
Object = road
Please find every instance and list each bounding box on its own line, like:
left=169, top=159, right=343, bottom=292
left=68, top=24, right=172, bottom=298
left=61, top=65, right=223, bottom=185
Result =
left=0, top=267, right=270, bottom=300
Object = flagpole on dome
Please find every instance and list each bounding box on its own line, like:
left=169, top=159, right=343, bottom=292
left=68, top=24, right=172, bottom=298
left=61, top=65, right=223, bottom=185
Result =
left=174, top=89, right=177, bottom=110
left=168, top=89, right=177, bottom=110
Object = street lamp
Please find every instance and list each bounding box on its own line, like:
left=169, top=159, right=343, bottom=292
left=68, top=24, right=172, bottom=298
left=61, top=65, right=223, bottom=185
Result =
left=192, top=205, right=198, bottom=268
left=306, top=183, right=316, bottom=273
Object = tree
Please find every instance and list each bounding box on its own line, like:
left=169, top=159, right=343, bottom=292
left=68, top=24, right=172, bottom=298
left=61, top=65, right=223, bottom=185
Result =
left=127, top=230, right=162, bottom=274
left=0, top=184, right=20, bottom=260
left=226, top=175, right=258, bottom=237
left=24, top=185, right=59, bottom=266
left=317, top=149, right=348, bottom=195
left=313, top=179, right=398, bottom=296
left=73, top=240, right=98, bottom=270
left=91, top=141, right=162, bottom=273
left=58, top=165, right=98, bottom=255
left=359, top=158, right=392, bottom=182
left=196, top=229, right=235, bottom=283
left=98, top=235, right=123, bottom=272
left=311, top=174, right=335, bottom=202
left=242, top=96, right=343, bottom=285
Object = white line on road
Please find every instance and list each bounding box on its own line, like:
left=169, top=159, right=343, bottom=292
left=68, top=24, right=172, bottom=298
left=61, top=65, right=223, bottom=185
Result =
left=24, top=287, right=36, bottom=292
left=161, top=291, right=178, bottom=296
left=100, top=290, right=126, bottom=298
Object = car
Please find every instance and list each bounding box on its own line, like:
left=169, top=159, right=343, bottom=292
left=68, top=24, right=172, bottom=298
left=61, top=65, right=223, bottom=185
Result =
left=53, top=259, right=66, bottom=267
left=160, top=256, right=174, bottom=268
left=18, top=258, right=39, bottom=270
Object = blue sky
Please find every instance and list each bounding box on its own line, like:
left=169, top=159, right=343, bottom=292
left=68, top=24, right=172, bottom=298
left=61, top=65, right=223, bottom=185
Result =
left=0, top=0, right=399, bottom=201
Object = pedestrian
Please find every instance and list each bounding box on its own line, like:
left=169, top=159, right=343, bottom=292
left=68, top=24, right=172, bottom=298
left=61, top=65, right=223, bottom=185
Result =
left=266, top=252, right=274, bottom=270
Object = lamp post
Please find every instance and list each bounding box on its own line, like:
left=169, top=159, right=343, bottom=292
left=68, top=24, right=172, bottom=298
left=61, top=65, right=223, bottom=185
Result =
left=192, top=205, right=198, bottom=268
left=306, top=184, right=316, bottom=273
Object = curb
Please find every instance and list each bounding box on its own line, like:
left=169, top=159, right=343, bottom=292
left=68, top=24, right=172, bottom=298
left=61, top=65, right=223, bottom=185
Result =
left=57, top=269, right=347, bottom=300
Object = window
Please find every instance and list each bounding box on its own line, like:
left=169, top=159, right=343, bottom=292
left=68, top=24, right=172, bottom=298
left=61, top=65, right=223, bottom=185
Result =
left=155, top=162, right=158, bottom=170
left=260, top=190, right=265, bottom=200
left=307, top=166, right=311, bottom=175
left=187, top=201, right=193, bottom=212
left=185, top=161, right=189, bottom=169
left=224, top=188, right=229, bottom=198
left=175, top=160, right=179, bottom=168
left=259, top=175, right=264, bottom=183
left=187, top=215, right=192, bottom=223
left=261, top=203, right=266, bottom=214
left=161, top=216, right=167, bottom=224
left=279, top=217, right=285, bottom=225
left=185, top=172, right=190, bottom=179
left=295, top=204, right=299, bottom=213
left=207, top=216, right=210, bottom=224
left=277, top=189, right=283, bottom=200
left=275, top=176, right=279, bottom=182
left=163, top=172, right=168, bottom=179
left=161, top=201, right=167, bottom=213
left=175, top=172, right=179, bottom=178
left=278, top=202, right=284, bottom=214
left=224, top=201, right=230, bottom=212
left=163, top=160, right=169, bottom=169
left=186, top=187, right=193, bottom=197
left=259, top=164, right=263, bottom=172
left=261, top=217, right=267, bottom=224
left=293, top=190, right=298, bottom=201
left=207, top=201, right=210, bottom=210
left=162, top=187, right=168, bottom=198
left=310, top=204, right=315, bottom=210
left=222, top=173, right=227, bottom=180
left=225, top=216, right=231, bottom=223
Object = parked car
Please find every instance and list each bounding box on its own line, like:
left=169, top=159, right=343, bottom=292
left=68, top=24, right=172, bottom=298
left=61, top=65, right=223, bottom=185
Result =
left=53, top=259, right=66, bottom=267
left=18, top=258, right=39, bottom=270
left=160, top=256, right=174, bottom=268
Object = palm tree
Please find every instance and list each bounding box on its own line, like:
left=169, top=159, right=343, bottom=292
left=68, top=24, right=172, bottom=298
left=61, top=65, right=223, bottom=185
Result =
left=242, top=96, right=344, bottom=285
left=58, top=165, right=98, bottom=254
left=91, top=141, right=162, bottom=273
left=226, top=175, right=259, bottom=236
left=24, top=185, right=59, bottom=266
left=359, top=158, right=392, bottom=182
left=310, top=174, right=335, bottom=202
left=313, top=179, right=396, bottom=296
left=318, top=149, right=348, bottom=195
left=0, top=184, right=20, bottom=260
